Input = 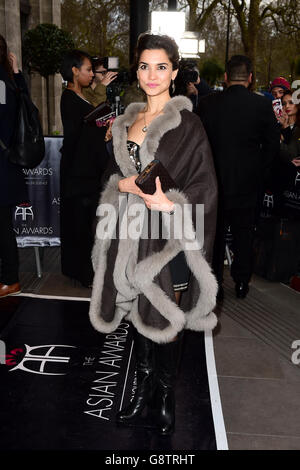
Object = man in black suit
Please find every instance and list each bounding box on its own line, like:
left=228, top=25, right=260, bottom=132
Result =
left=198, top=55, right=280, bottom=298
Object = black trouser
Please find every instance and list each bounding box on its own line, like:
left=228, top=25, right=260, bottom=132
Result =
left=0, top=206, right=19, bottom=285
left=212, top=206, right=256, bottom=285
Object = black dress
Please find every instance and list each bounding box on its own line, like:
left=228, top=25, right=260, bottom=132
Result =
left=0, top=66, right=27, bottom=206
left=60, top=89, right=108, bottom=286
left=127, top=140, right=190, bottom=292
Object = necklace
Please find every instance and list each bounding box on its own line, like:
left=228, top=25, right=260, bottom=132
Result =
left=142, top=111, right=148, bottom=133
left=142, top=107, right=164, bottom=133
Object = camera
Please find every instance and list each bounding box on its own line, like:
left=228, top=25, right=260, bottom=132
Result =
left=112, top=70, right=130, bottom=85
left=174, top=60, right=200, bottom=97
left=178, top=60, right=199, bottom=84
left=181, top=69, right=199, bottom=84
left=92, top=56, right=119, bottom=71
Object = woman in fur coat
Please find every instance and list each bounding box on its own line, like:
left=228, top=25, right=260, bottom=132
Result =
left=89, top=33, right=218, bottom=435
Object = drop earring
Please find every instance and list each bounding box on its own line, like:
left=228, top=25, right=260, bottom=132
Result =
left=137, top=81, right=140, bottom=89
left=171, top=80, right=175, bottom=94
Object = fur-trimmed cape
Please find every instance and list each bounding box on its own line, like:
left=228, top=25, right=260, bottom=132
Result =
left=89, top=96, right=219, bottom=343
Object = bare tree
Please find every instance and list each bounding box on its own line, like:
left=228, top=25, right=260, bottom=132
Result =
left=61, top=0, right=130, bottom=65
left=228, top=0, right=300, bottom=85
left=61, top=0, right=300, bottom=86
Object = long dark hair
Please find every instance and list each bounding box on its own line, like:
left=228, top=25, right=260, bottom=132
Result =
left=282, top=89, right=300, bottom=128
left=0, top=34, right=14, bottom=80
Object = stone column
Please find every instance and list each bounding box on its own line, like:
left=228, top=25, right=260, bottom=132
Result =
left=28, top=0, right=62, bottom=135
left=0, top=1, right=6, bottom=41
left=0, top=0, right=22, bottom=67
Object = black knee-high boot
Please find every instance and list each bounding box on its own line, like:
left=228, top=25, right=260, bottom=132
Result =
left=116, top=329, right=155, bottom=424
left=152, top=334, right=183, bottom=436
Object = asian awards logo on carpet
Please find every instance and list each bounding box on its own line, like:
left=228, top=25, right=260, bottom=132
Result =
left=2, top=343, right=76, bottom=376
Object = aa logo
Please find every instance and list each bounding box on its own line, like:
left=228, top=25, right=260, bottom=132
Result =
left=291, top=340, right=300, bottom=365
left=263, top=192, right=274, bottom=208
left=15, top=203, right=34, bottom=221
left=9, top=344, right=76, bottom=376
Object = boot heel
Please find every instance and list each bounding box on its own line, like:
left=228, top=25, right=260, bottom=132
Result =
left=155, top=388, right=175, bottom=435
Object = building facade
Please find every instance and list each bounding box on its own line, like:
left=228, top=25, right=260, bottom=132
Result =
left=0, top=0, right=62, bottom=134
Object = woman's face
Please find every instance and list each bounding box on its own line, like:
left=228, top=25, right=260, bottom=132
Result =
left=136, top=49, right=177, bottom=98
left=72, top=57, right=94, bottom=87
left=282, top=93, right=298, bottom=119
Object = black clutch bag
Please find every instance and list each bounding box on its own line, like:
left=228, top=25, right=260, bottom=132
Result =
left=83, top=102, right=115, bottom=123
left=135, top=159, right=178, bottom=195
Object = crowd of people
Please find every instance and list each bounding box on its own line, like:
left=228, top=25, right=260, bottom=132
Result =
left=1, top=30, right=300, bottom=435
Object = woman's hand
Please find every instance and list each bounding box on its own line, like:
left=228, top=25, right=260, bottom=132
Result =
left=119, top=176, right=175, bottom=212
left=291, top=158, right=300, bottom=167
left=118, top=175, right=140, bottom=195
left=186, top=82, right=198, bottom=97
left=278, top=110, right=289, bottom=129
left=100, top=71, right=118, bottom=87
left=139, top=177, right=175, bottom=212
left=8, top=52, right=19, bottom=74
left=104, top=119, right=113, bottom=142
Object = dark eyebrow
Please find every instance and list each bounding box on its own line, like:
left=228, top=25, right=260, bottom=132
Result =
left=139, top=62, right=169, bottom=66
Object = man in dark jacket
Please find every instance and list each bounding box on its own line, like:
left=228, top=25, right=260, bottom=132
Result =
left=198, top=55, right=280, bottom=298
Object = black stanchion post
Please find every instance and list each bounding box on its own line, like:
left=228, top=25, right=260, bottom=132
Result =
left=129, top=0, right=149, bottom=64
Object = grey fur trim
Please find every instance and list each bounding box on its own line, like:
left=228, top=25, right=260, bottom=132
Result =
left=111, top=96, right=193, bottom=177
left=113, top=193, right=142, bottom=299
left=89, top=173, right=124, bottom=333
left=128, top=287, right=186, bottom=343
left=165, top=189, right=218, bottom=331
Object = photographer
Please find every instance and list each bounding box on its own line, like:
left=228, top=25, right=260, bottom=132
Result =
left=83, top=57, right=117, bottom=107
left=174, top=60, right=212, bottom=112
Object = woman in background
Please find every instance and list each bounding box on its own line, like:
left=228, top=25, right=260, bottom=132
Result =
left=60, top=50, right=108, bottom=287
left=279, top=90, right=300, bottom=167
left=0, top=35, right=27, bottom=298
